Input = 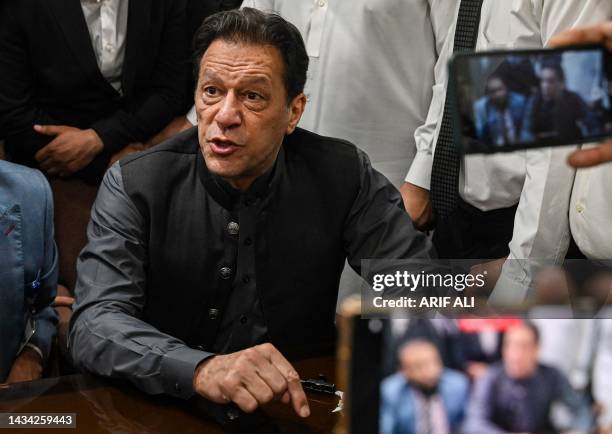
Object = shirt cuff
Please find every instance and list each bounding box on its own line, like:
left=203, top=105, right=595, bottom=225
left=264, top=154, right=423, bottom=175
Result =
left=488, top=258, right=531, bottom=306
left=23, top=343, right=44, bottom=361
left=160, top=346, right=213, bottom=399
left=404, top=152, right=433, bottom=190
left=186, top=106, right=197, bottom=126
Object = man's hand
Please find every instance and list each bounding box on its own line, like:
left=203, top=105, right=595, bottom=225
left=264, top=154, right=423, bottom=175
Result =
left=193, top=343, right=310, bottom=417
left=469, top=257, right=507, bottom=293
left=599, top=427, right=612, bottom=434
left=6, top=347, right=43, bottom=384
left=399, top=182, right=434, bottom=231
left=567, top=140, right=612, bottom=168
left=34, top=125, right=104, bottom=176
left=550, top=22, right=612, bottom=168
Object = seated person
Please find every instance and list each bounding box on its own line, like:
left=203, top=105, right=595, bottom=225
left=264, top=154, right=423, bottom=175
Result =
left=0, top=0, right=190, bottom=182
left=463, top=322, right=592, bottom=434
left=474, top=74, right=528, bottom=146
left=69, top=8, right=433, bottom=418
left=0, top=160, right=58, bottom=383
left=381, top=340, right=469, bottom=434
left=523, top=63, right=600, bottom=143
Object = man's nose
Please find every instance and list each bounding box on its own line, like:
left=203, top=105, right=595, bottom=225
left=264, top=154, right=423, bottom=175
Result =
left=214, top=92, right=242, bottom=130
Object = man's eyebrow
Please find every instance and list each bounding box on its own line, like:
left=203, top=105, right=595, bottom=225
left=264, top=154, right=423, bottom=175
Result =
left=239, top=76, right=272, bottom=87
left=200, top=69, right=221, bottom=82
left=200, top=69, right=272, bottom=87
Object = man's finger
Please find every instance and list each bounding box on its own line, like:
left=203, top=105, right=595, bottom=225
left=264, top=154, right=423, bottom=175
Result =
left=568, top=141, right=612, bottom=167
left=242, top=371, right=276, bottom=405
left=228, top=387, right=259, bottom=414
left=33, top=124, right=68, bottom=137
left=45, top=165, right=63, bottom=176
left=54, top=296, right=75, bottom=307
left=263, top=345, right=309, bottom=418
left=35, top=134, right=64, bottom=162
left=549, top=22, right=612, bottom=51
left=252, top=357, right=289, bottom=397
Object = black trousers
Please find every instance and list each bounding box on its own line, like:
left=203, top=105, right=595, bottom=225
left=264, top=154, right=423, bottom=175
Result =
left=432, top=199, right=518, bottom=260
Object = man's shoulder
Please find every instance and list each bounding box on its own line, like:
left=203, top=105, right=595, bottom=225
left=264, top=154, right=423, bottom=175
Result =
left=440, top=369, right=469, bottom=394
left=283, top=127, right=360, bottom=161
left=381, top=372, right=408, bottom=397
left=0, top=161, right=49, bottom=204
left=120, top=128, right=200, bottom=169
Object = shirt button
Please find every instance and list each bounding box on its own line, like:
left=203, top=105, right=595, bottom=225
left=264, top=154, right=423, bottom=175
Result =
left=227, top=221, right=239, bottom=235
left=196, top=345, right=206, bottom=351
left=175, top=383, right=181, bottom=392
left=242, top=276, right=250, bottom=284
left=219, top=267, right=232, bottom=279
left=105, top=43, right=114, bottom=52
left=208, top=308, right=219, bottom=320
left=318, top=0, right=326, bottom=7
left=240, top=315, right=248, bottom=325
left=575, top=204, right=584, bottom=213
left=244, top=237, right=252, bottom=246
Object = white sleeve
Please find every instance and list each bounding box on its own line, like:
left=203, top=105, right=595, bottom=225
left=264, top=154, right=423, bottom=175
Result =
left=538, top=0, right=612, bottom=47
left=240, top=0, right=274, bottom=9
left=510, top=0, right=612, bottom=49
left=404, top=0, right=460, bottom=189
left=491, top=147, right=576, bottom=303
left=186, top=105, right=197, bottom=126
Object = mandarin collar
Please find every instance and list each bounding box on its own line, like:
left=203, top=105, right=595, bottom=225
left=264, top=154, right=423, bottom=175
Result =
left=197, top=141, right=285, bottom=210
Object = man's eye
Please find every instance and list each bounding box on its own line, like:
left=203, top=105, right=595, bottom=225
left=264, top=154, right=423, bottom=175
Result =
left=204, top=87, right=218, bottom=97
left=245, top=92, right=261, bottom=101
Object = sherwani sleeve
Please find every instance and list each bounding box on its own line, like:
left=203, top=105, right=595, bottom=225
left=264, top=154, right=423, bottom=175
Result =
left=69, top=163, right=212, bottom=399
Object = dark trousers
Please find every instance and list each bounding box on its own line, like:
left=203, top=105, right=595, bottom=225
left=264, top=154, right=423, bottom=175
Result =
left=432, top=199, right=518, bottom=260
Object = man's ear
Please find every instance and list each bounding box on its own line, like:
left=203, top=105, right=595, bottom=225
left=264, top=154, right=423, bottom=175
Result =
left=286, top=93, right=307, bottom=135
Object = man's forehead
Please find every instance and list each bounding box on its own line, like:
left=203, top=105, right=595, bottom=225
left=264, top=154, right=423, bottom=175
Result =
left=200, top=39, right=284, bottom=81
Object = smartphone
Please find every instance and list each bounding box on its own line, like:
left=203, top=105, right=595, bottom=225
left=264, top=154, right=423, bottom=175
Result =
left=449, top=44, right=612, bottom=154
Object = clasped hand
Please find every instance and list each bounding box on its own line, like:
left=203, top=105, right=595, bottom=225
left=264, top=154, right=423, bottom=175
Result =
left=193, top=343, right=311, bottom=418
left=34, top=125, right=103, bottom=176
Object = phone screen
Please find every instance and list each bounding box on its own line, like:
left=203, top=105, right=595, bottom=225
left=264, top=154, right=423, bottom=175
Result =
left=450, top=45, right=612, bottom=154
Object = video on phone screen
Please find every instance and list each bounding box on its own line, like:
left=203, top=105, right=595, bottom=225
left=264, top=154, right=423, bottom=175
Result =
left=454, top=48, right=612, bottom=153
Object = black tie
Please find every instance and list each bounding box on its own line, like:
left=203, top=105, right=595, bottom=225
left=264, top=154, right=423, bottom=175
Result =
left=430, top=0, right=484, bottom=219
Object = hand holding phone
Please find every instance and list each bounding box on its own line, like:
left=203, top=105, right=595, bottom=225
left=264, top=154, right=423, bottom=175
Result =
left=450, top=44, right=612, bottom=154
left=550, top=22, right=612, bottom=168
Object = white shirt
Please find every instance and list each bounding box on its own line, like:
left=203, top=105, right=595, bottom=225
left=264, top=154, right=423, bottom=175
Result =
left=570, top=155, right=612, bottom=259
left=212, top=0, right=457, bottom=187
left=80, top=0, right=129, bottom=94
left=403, top=0, right=612, bottom=300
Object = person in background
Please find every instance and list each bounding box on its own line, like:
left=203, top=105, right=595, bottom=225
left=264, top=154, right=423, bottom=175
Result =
left=523, top=63, right=600, bottom=143
left=401, top=1, right=612, bottom=304
left=462, top=322, right=592, bottom=434
left=531, top=319, right=596, bottom=394
left=495, top=56, right=540, bottom=97
left=474, top=74, right=528, bottom=146
left=381, top=340, right=469, bottom=434
left=0, top=0, right=190, bottom=182
left=0, top=160, right=58, bottom=384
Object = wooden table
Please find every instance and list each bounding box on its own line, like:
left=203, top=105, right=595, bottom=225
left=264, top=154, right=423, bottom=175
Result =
left=0, top=357, right=340, bottom=433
